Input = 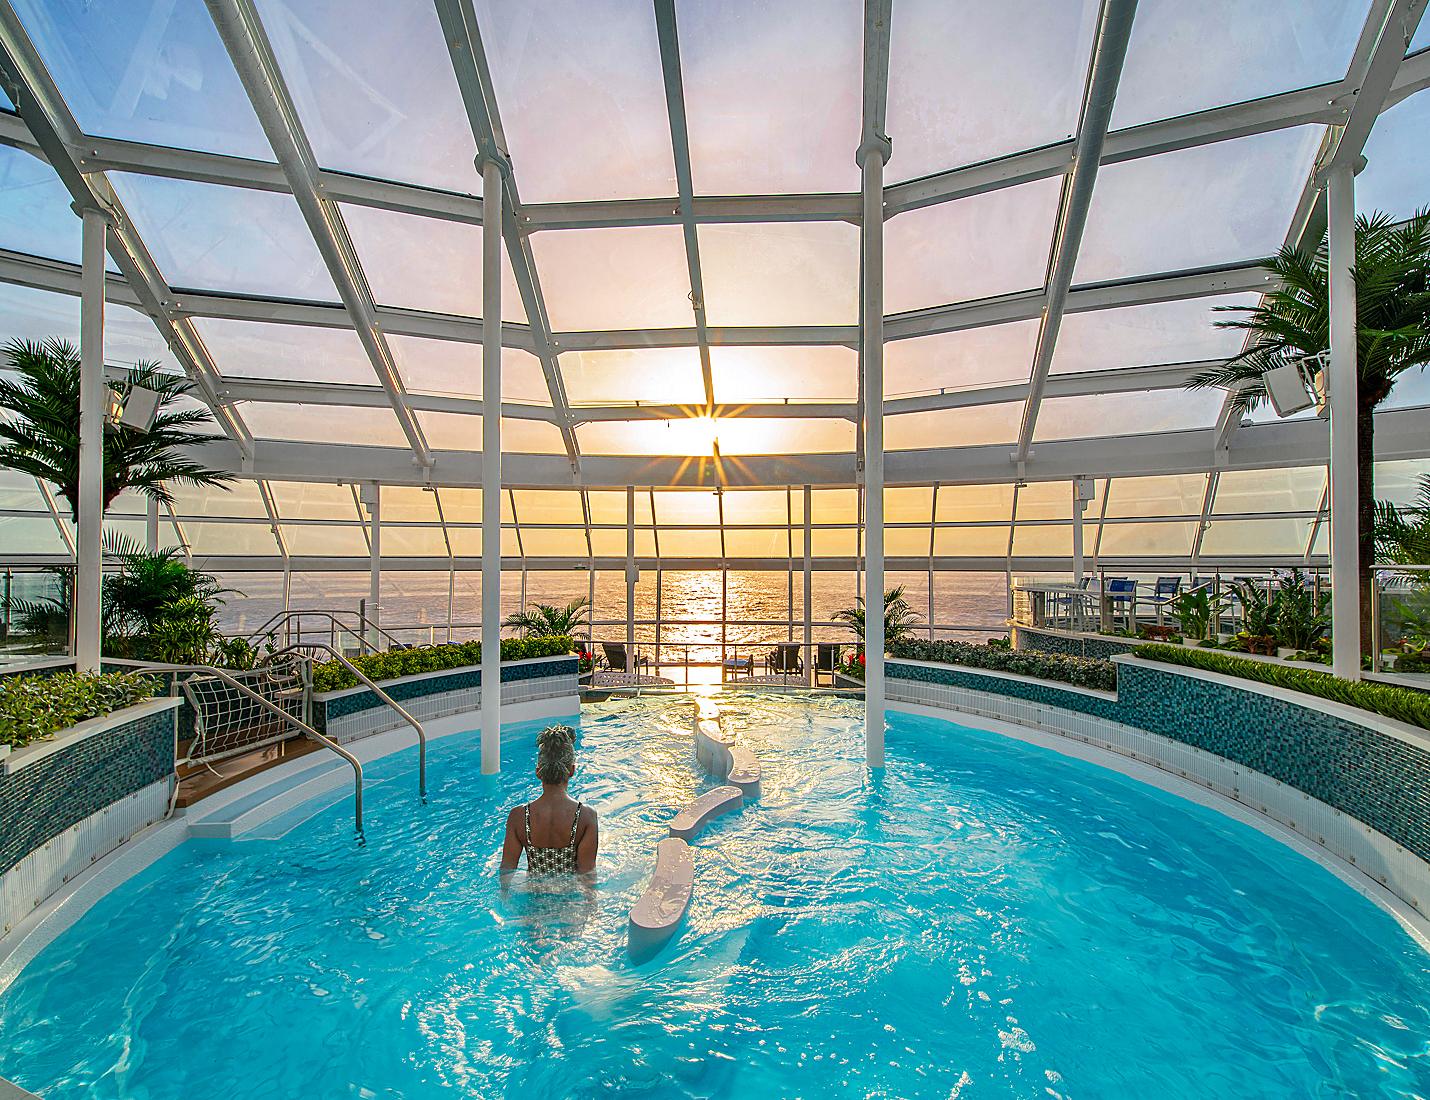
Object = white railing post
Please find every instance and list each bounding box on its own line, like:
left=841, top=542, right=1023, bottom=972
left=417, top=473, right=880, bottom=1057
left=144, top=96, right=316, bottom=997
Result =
left=75, top=207, right=106, bottom=673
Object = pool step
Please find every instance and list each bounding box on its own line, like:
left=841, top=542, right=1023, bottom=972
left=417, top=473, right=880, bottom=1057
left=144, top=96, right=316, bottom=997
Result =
left=186, top=759, right=352, bottom=840
left=669, top=785, right=744, bottom=842
left=628, top=838, right=694, bottom=963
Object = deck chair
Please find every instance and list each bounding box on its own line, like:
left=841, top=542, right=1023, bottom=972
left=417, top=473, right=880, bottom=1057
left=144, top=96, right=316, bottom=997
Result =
left=765, top=642, right=804, bottom=677
left=1104, top=577, right=1138, bottom=633
left=814, top=642, right=841, bottom=686
left=1154, top=576, right=1182, bottom=600
left=600, top=641, right=648, bottom=674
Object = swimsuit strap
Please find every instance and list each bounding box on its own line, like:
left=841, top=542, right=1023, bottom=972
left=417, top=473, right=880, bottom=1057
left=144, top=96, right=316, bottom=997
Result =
left=568, top=802, right=582, bottom=847
left=523, top=802, right=531, bottom=846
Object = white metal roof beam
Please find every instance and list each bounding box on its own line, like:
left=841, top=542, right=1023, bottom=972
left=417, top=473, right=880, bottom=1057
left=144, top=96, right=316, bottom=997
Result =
left=0, top=3, right=254, bottom=457
left=1014, top=0, right=1139, bottom=466
left=431, top=0, right=582, bottom=470
left=203, top=0, right=433, bottom=468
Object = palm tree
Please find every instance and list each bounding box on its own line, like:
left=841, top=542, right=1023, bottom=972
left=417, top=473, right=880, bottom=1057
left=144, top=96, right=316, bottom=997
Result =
left=0, top=337, right=233, bottom=523
left=502, top=597, right=591, bottom=638
left=1188, top=209, right=1430, bottom=651
left=1376, top=475, right=1430, bottom=565
left=833, top=586, right=922, bottom=650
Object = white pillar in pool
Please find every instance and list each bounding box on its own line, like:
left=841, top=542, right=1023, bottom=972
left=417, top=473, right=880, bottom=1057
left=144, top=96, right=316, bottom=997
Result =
left=481, top=157, right=504, bottom=772
left=75, top=208, right=106, bottom=673
left=364, top=482, right=381, bottom=650
left=802, top=484, right=813, bottom=666
left=858, top=140, right=890, bottom=767
left=1326, top=162, right=1361, bottom=680
left=625, top=485, right=636, bottom=659
left=1071, top=480, right=1085, bottom=586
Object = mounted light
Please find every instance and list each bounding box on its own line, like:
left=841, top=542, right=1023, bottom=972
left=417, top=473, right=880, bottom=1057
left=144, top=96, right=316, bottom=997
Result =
left=105, top=384, right=161, bottom=431
left=1263, top=350, right=1330, bottom=418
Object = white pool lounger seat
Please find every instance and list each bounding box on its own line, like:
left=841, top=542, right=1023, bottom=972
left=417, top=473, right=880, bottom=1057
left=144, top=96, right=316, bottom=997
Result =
left=668, top=785, right=744, bottom=842
left=627, top=837, right=695, bottom=962
left=692, top=708, right=763, bottom=798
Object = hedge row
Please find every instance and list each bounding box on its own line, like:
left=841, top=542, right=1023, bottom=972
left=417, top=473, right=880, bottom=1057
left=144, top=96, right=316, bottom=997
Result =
left=1133, top=644, right=1430, bottom=731
left=1, top=671, right=157, bottom=749
left=888, top=638, right=1118, bottom=692
left=311, top=635, right=573, bottom=693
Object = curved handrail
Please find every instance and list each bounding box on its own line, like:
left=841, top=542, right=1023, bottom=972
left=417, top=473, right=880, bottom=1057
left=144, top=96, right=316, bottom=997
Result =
left=273, top=642, right=428, bottom=802
left=239, top=608, right=407, bottom=654
left=137, top=661, right=365, bottom=837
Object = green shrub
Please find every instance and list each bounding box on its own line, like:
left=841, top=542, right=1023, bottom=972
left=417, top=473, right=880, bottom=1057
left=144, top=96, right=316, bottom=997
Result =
left=1133, top=644, right=1430, bottom=731
left=888, top=638, right=1118, bottom=692
left=0, top=670, right=157, bottom=748
left=311, top=635, right=573, bottom=693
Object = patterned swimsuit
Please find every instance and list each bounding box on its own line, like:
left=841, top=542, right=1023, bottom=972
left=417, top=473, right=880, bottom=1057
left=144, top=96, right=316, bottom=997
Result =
left=523, top=801, right=583, bottom=875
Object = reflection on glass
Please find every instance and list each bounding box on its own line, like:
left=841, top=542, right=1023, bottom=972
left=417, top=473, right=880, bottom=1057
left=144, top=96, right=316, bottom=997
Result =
left=887, top=0, right=1097, bottom=183
left=388, top=336, right=550, bottom=405
left=531, top=225, right=692, bottom=331
left=195, top=318, right=375, bottom=385
left=698, top=222, right=859, bottom=326
left=0, top=145, right=84, bottom=264
left=11, top=0, right=272, bottom=159
left=1051, top=295, right=1259, bottom=374
left=255, top=0, right=476, bottom=192
left=885, top=322, right=1039, bottom=396
left=884, top=178, right=1061, bottom=314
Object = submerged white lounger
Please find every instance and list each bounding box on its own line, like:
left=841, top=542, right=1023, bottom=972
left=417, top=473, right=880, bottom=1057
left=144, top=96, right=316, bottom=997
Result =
left=628, top=837, right=695, bottom=962
left=668, top=785, right=744, bottom=842
left=693, top=716, right=762, bottom=798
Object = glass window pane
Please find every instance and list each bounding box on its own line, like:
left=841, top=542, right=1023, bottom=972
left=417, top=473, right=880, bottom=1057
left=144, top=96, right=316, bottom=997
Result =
left=1200, top=518, right=1313, bottom=556
left=171, top=480, right=269, bottom=518
left=1374, top=459, right=1430, bottom=507
left=269, top=481, right=357, bottom=521
left=377, top=486, right=441, bottom=523
left=715, top=418, right=853, bottom=455
left=934, top=525, right=1011, bottom=556
left=510, top=489, right=585, bottom=525
left=935, top=483, right=1014, bottom=523
left=1112, top=0, right=1369, bottom=131
left=887, top=402, right=1023, bottom=450
left=195, top=318, right=375, bottom=385
left=416, top=411, right=566, bottom=454
left=1012, top=524, right=1072, bottom=556
left=885, top=486, right=933, bottom=523
left=435, top=488, right=498, bottom=525
left=1052, top=295, right=1260, bottom=375
left=587, top=528, right=626, bottom=557
left=381, top=525, right=450, bottom=557
left=584, top=490, right=653, bottom=526
left=1014, top=481, right=1070, bottom=521
left=885, top=178, right=1061, bottom=313
left=653, top=490, right=720, bottom=526
left=679, top=0, right=862, bottom=195
left=886, top=322, right=1038, bottom=396
left=255, top=0, right=475, bottom=192
left=473, top=0, right=675, bottom=203
left=1213, top=466, right=1325, bottom=514
left=1103, top=474, right=1208, bottom=518
left=711, top=346, right=857, bottom=403
left=1033, top=388, right=1223, bottom=442
left=341, top=205, right=526, bottom=323
left=885, top=526, right=932, bottom=556
left=389, top=337, right=550, bottom=405
left=531, top=226, right=691, bottom=331
left=812, top=528, right=859, bottom=557
left=240, top=401, right=409, bottom=447
left=0, top=515, right=66, bottom=554
left=11, top=0, right=272, bottom=159
left=723, top=527, right=791, bottom=558
left=446, top=526, right=520, bottom=557
left=281, top=523, right=368, bottom=557
left=1357, top=89, right=1430, bottom=222
left=1074, top=129, right=1323, bottom=284
left=721, top=489, right=794, bottom=525
left=1384, top=366, right=1430, bottom=410
left=561, top=348, right=705, bottom=406
left=0, top=469, right=46, bottom=510
left=578, top=416, right=851, bottom=456
left=887, top=0, right=1098, bottom=183
left=186, top=520, right=279, bottom=557
left=0, top=146, right=84, bottom=263
left=699, top=223, right=859, bottom=326
left=809, top=489, right=859, bottom=523
left=111, top=174, right=338, bottom=301
left=517, top=528, right=587, bottom=557
left=1098, top=520, right=1197, bottom=557
left=659, top=528, right=722, bottom=557
left=0, top=283, right=79, bottom=345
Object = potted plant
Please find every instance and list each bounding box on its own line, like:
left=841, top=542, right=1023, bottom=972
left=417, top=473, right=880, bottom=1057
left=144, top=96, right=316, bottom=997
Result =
left=1271, top=570, right=1329, bottom=657
left=1230, top=580, right=1278, bottom=656
left=1168, top=587, right=1217, bottom=643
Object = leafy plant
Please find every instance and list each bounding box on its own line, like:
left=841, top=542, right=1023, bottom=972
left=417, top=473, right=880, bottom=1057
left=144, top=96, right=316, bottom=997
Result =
left=1169, top=587, right=1217, bottom=641
left=834, top=586, right=922, bottom=649
left=889, top=638, right=1118, bottom=692
left=1375, top=474, right=1430, bottom=565
left=0, top=338, right=233, bottom=524
left=1272, top=570, right=1329, bottom=651
left=1187, top=209, right=1430, bottom=653
left=311, top=635, right=573, bottom=693
left=502, top=597, right=590, bottom=638
left=0, top=670, right=156, bottom=748
left=1228, top=580, right=1278, bottom=653
left=1134, top=643, right=1430, bottom=731
left=96, top=534, right=235, bottom=665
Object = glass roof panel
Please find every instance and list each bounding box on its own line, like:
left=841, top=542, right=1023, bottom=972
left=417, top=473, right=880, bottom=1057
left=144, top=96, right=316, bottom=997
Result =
left=0, top=146, right=86, bottom=264
left=239, top=401, right=409, bottom=446
left=268, top=481, right=357, bottom=521
left=376, top=486, right=440, bottom=523
left=1013, top=481, right=1070, bottom=521
left=560, top=348, right=705, bottom=406
left=886, top=0, right=1098, bottom=184
left=0, top=283, right=78, bottom=344
left=935, top=483, right=1013, bottom=523
left=281, top=523, right=369, bottom=557
left=531, top=225, right=692, bottom=331
left=1200, top=517, right=1312, bottom=556
left=1374, top=459, right=1430, bottom=506
left=579, top=416, right=851, bottom=456
left=809, top=489, right=858, bottom=524
left=710, top=346, right=857, bottom=403
left=1103, top=473, right=1207, bottom=518
left=0, top=469, right=45, bottom=511
left=1413, top=17, right=1430, bottom=52
left=1097, top=520, right=1197, bottom=557
left=10, top=0, right=273, bottom=160
left=586, top=490, right=653, bottom=525
left=186, top=520, right=280, bottom=557
left=653, top=490, right=719, bottom=526
left=1111, top=0, right=1369, bottom=131
left=1213, top=466, right=1325, bottom=514
left=698, top=222, right=859, bottom=326
left=1051, top=295, right=1260, bottom=375
left=678, top=0, right=862, bottom=195
left=722, top=489, right=794, bottom=525
left=170, top=480, right=269, bottom=518
left=715, top=417, right=854, bottom=455
left=885, top=321, right=1039, bottom=396
left=1384, top=366, right=1430, bottom=410
left=1033, top=388, right=1223, bottom=441
left=417, top=412, right=566, bottom=454
left=107, top=302, right=182, bottom=373
left=1011, top=524, right=1072, bottom=556
left=885, top=486, right=933, bottom=524
left=388, top=337, right=550, bottom=405
left=885, top=178, right=1062, bottom=314
left=194, top=318, right=375, bottom=385
left=111, top=174, right=338, bottom=301
left=724, top=527, right=791, bottom=557
left=1074, top=128, right=1322, bottom=284
left=887, top=402, right=1024, bottom=450
left=474, top=0, right=675, bottom=203
left=510, top=489, right=585, bottom=525
left=380, top=524, right=450, bottom=557
left=933, top=525, right=1011, bottom=556
left=1356, top=89, right=1430, bottom=221
left=341, top=205, right=526, bottom=324
left=255, top=0, right=475, bottom=192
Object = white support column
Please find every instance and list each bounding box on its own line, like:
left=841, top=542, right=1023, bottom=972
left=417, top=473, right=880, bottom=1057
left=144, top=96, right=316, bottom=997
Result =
left=625, top=485, right=636, bottom=657
left=1327, top=163, right=1361, bottom=680
left=366, top=482, right=381, bottom=650
left=858, top=140, right=889, bottom=767
left=803, top=484, right=813, bottom=662
left=1071, top=479, right=1086, bottom=585
left=480, top=158, right=504, bottom=772
left=75, top=208, right=106, bottom=672
left=145, top=497, right=159, bottom=552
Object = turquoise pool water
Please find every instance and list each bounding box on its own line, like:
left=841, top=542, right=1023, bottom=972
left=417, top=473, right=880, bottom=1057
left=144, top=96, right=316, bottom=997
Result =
left=2, top=695, right=1429, bottom=1097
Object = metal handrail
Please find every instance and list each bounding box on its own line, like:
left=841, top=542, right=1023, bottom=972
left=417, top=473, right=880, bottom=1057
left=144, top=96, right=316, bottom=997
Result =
left=273, top=642, right=428, bottom=802
left=137, top=661, right=365, bottom=837
left=241, top=608, right=407, bottom=654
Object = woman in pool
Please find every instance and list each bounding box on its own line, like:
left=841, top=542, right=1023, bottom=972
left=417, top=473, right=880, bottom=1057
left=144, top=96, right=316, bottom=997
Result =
left=500, top=724, right=599, bottom=876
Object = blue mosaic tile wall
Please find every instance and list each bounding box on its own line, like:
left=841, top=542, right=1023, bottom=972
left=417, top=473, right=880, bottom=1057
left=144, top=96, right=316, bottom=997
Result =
left=0, top=705, right=175, bottom=875
left=888, top=658, right=1430, bottom=866
left=1018, top=627, right=1138, bottom=661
